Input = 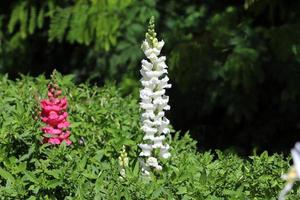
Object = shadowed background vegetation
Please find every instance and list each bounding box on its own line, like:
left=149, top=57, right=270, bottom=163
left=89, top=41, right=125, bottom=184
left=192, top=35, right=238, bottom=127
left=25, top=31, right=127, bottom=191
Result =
left=1, top=0, right=300, bottom=154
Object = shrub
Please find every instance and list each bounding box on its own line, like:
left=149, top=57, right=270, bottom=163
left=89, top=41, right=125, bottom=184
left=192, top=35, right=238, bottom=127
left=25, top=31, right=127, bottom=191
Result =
left=0, top=74, right=296, bottom=199
left=2, top=1, right=300, bottom=153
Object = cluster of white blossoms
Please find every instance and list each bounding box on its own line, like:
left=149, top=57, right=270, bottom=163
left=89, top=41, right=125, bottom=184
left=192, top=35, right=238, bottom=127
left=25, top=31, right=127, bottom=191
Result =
left=118, top=145, right=129, bottom=179
left=138, top=17, right=171, bottom=175
left=279, top=142, right=300, bottom=200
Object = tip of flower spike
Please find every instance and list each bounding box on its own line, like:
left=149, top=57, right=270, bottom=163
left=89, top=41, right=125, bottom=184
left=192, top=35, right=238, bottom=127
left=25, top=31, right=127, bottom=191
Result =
left=148, top=16, right=155, bottom=34
left=145, top=16, right=158, bottom=48
left=50, top=69, right=57, bottom=79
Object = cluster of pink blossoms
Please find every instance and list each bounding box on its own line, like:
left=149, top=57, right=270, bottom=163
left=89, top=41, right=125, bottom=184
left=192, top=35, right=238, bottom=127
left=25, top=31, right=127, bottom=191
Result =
left=40, top=83, right=72, bottom=145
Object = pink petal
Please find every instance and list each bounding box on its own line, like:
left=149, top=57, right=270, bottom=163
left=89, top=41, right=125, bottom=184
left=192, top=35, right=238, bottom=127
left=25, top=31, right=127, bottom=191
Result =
left=64, top=139, right=72, bottom=145
left=59, top=131, right=71, bottom=139
left=48, top=92, right=53, bottom=98
left=42, top=127, right=62, bottom=134
left=48, top=111, right=59, bottom=118
left=57, top=121, right=70, bottom=129
left=48, top=138, right=61, bottom=145
left=52, top=98, right=60, bottom=104
left=59, top=97, right=68, bottom=108
left=41, top=117, right=49, bottom=123
left=43, top=112, right=67, bottom=126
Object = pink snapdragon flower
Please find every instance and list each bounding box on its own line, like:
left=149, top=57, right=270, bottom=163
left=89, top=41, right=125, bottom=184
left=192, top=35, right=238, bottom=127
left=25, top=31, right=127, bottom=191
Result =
left=40, top=83, right=72, bottom=145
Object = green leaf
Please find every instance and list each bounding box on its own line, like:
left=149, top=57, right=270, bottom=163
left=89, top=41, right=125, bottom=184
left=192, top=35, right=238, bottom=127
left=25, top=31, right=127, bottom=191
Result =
left=0, top=167, right=15, bottom=183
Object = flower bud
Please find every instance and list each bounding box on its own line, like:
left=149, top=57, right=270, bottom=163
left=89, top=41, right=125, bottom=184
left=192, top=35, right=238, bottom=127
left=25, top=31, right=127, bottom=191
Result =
left=56, top=90, right=62, bottom=96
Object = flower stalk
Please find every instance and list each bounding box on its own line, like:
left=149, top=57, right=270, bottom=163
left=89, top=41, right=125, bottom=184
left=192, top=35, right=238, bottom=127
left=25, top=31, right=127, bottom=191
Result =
left=40, top=71, right=72, bottom=145
left=119, top=145, right=129, bottom=178
left=139, top=17, right=171, bottom=175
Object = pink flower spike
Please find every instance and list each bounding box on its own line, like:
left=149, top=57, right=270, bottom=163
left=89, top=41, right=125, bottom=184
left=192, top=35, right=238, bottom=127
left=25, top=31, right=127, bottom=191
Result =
left=40, top=80, right=72, bottom=146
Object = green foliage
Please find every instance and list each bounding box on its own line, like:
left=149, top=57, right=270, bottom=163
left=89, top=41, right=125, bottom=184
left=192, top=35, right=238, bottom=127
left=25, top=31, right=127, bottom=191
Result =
left=0, top=0, right=157, bottom=78
left=0, top=74, right=296, bottom=199
left=6, top=0, right=133, bottom=50
left=1, top=0, right=300, bottom=154
left=164, top=1, right=300, bottom=152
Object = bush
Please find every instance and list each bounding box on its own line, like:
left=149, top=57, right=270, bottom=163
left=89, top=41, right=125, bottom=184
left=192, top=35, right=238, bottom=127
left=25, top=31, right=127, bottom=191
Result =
left=0, top=74, right=296, bottom=199
left=2, top=1, right=300, bottom=153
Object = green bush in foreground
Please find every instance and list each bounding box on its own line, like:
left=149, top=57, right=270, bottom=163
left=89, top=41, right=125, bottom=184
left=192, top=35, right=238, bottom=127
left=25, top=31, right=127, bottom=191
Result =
left=0, top=74, right=297, bottom=199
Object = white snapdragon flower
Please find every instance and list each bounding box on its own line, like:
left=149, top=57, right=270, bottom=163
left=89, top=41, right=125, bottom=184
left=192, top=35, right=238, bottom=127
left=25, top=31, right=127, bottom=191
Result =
left=279, top=142, right=300, bottom=200
left=139, top=17, right=171, bottom=175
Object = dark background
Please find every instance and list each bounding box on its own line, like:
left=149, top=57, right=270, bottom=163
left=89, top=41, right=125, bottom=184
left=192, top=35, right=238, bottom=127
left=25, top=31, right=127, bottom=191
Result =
left=1, top=0, right=300, bottom=155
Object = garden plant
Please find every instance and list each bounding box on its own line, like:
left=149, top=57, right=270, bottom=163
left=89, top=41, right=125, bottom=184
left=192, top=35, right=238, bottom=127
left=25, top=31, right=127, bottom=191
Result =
left=0, top=73, right=297, bottom=199
left=0, top=17, right=299, bottom=200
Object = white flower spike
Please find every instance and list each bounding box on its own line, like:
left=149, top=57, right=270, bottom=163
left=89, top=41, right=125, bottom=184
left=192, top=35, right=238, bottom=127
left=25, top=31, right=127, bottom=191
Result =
left=279, top=142, right=300, bottom=200
left=118, top=146, right=129, bottom=179
left=139, top=17, right=171, bottom=175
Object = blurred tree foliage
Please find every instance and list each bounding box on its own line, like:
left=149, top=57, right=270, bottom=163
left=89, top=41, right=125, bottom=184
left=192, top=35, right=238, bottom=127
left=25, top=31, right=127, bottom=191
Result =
left=0, top=0, right=300, bottom=154
left=0, top=0, right=157, bottom=81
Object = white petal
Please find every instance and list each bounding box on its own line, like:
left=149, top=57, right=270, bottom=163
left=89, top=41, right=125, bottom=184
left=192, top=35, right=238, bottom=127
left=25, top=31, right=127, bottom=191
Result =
left=279, top=182, right=294, bottom=200
left=140, top=102, right=154, bottom=110
left=155, top=111, right=165, bottom=118
left=292, top=143, right=300, bottom=177
left=146, top=157, right=162, bottom=170
left=156, top=56, right=166, bottom=63
left=139, top=144, right=152, bottom=156
left=142, top=111, right=155, bottom=120
left=141, top=40, right=150, bottom=52
left=156, top=40, right=164, bottom=52
left=142, top=168, right=150, bottom=176
left=143, top=133, right=155, bottom=140
left=143, top=119, right=160, bottom=126
left=141, top=125, right=157, bottom=134
left=140, top=88, right=153, bottom=96
left=161, top=128, right=170, bottom=134
left=160, top=144, right=171, bottom=159
left=157, top=62, right=167, bottom=70
left=163, top=105, right=171, bottom=110
left=153, top=97, right=169, bottom=106
left=152, top=136, right=166, bottom=148
left=152, top=89, right=165, bottom=97
left=145, top=70, right=165, bottom=78
left=145, top=49, right=159, bottom=59
left=141, top=59, right=153, bottom=70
